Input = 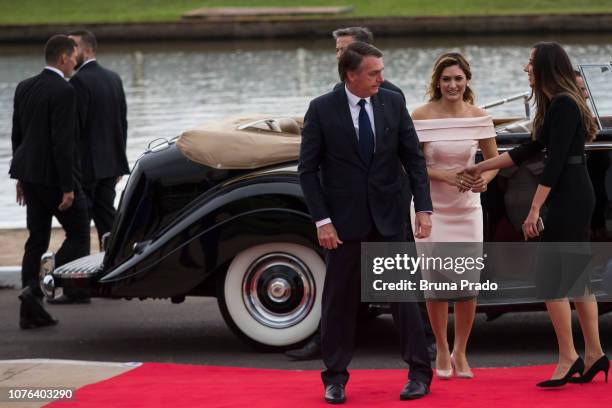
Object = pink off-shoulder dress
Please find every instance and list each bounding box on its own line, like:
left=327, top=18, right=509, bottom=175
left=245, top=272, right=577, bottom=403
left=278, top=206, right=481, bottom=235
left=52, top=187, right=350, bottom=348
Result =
left=410, top=116, right=496, bottom=242
left=410, top=116, right=496, bottom=299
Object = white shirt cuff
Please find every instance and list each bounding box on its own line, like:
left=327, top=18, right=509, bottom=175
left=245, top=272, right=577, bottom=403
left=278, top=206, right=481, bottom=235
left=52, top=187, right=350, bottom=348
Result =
left=315, top=218, right=332, bottom=228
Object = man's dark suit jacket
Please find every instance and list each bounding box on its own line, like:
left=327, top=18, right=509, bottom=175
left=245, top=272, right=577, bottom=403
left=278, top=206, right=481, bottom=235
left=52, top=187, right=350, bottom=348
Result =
left=336, top=80, right=413, bottom=227
left=70, top=61, right=129, bottom=181
left=298, top=86, right=432, bottom=241
left=10, top=70, right=78, bottom=193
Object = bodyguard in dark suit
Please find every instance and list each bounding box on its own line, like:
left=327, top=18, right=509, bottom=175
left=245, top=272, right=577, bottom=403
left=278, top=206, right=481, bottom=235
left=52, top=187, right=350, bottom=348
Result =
left=299, top=42, right=433, bottom=403
left=10, top=35, right=90, bottom=329
left=68, top=30, right=129, bottom=245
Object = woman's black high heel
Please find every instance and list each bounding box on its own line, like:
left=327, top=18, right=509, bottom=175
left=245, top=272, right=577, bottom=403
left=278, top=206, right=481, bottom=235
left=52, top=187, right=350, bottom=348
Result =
left=569, top=355, right=609, bottom=384
left=537, top=357, right=584, bottom=388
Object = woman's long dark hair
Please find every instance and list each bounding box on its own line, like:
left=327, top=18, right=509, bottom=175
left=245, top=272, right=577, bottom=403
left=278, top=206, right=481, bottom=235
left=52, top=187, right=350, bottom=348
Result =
left=531, top=42, right=597, bottom=142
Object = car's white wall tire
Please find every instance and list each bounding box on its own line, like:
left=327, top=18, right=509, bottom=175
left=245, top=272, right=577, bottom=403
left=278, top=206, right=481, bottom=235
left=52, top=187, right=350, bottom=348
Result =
left=220, top=242, right=325, bottom=348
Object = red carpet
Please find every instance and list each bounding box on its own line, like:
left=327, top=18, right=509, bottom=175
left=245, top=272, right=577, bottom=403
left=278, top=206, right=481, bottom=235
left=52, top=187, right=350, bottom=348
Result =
left=47, top=363, right=609, bottom=408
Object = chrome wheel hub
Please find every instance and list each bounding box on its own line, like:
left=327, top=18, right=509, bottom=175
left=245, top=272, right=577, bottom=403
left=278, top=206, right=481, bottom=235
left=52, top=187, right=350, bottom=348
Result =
left=242, top=252, right=315, bottom=329
left=267, top=278, right=291, bottom=303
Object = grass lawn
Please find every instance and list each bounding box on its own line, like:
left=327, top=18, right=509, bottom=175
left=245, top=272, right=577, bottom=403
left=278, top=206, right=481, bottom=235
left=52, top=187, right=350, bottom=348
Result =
left=1, top=0, right=612, bottom=24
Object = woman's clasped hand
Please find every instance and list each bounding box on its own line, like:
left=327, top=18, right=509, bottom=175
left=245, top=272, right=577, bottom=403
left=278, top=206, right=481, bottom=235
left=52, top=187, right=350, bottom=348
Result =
left=448, top=171, right=487, bottom=193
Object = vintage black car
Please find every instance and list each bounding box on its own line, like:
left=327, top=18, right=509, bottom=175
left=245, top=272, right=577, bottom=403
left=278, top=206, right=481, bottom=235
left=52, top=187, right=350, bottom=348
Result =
left=40, top=64, right=612, bottom=349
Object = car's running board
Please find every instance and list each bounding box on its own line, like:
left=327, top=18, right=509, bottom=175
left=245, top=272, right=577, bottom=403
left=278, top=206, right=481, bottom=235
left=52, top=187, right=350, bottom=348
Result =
left=53, top=252, right=105, bottom=279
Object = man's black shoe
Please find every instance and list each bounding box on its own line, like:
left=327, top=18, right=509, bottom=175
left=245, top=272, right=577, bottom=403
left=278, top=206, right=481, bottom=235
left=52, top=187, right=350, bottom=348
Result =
left=47, top=294, right=91, bottom=304
left=324, top=384, right=345, bottom=404
left=399, top=380, right=430, bottom=400
left=285, top=337, right=321, bottom=361
left=427, top=343, right=437, bottom=361
left=19, top=316, right=59, bottom=330
left=19, top=288, right=59, bottom=330
left=19, top=287, right=54, bottom=319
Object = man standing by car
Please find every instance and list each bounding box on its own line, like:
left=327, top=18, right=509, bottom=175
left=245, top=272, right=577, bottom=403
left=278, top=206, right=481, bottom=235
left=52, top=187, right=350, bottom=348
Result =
left=299, top=42, right=433, bottom=403
left=287, top=26, right=436, bottom=363
left=48, top=30, right=129, bottom=305
left=10, top=34, right=90, bottom=328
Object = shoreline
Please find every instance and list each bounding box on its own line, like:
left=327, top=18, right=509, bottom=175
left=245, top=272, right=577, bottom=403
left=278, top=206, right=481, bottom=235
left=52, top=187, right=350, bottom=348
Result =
left=2, top=13, right=612, bottom=43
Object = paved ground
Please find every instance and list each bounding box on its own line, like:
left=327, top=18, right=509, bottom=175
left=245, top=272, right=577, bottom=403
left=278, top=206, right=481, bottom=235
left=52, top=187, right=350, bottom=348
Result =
left=1, top=288, right=611, bottom=369
left=0, top=359, right=138, bottom=408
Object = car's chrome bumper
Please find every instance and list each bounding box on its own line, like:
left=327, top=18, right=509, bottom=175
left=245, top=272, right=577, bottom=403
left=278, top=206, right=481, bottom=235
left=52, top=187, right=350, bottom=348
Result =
left=39, top=252, right=106, bottom=298
left=40, top=252, right=55, bottom=298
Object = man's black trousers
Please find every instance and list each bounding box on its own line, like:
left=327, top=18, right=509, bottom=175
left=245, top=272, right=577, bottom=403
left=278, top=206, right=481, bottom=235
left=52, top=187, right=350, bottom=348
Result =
left=21, top=182, right=90, bottom=296
left=320, top=227, right=433, bottom=386
left=81, top=177, right=117, bottom=245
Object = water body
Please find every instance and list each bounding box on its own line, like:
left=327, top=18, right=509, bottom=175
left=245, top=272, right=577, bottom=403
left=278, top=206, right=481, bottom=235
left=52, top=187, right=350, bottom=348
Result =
left=1, top=34, right=612, bottom=228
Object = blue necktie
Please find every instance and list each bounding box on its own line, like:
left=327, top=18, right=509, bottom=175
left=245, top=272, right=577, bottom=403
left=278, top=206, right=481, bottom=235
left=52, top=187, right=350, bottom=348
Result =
left=357, top=99, right=375, bottom=166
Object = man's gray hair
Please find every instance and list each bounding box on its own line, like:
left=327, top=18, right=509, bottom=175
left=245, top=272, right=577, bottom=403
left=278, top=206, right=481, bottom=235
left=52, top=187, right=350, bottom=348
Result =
left=332, top=27, right=373, bottom=44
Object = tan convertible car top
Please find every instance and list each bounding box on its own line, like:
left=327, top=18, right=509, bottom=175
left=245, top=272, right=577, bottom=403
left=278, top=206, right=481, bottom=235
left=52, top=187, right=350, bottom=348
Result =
left=175, top=114, right=540, bottom=170
left=176, top=115, right=303, bottom=169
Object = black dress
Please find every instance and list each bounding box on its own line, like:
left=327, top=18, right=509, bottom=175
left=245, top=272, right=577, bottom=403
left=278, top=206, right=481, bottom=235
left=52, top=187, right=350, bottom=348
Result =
left=508, top=94, right=595, bottom=299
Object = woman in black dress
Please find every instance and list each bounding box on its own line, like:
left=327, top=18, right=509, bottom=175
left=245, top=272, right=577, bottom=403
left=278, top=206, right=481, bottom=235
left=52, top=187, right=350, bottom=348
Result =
left=468, top=42, right=608, bottom=387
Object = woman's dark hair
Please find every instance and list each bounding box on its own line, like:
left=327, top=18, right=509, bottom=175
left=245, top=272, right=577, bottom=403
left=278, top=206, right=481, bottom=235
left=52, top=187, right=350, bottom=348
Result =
left=530, top=42, right=596, bottom=142
left=338, top=41, right=383, bottom=82
left=427, top=52, right=475, bottom=104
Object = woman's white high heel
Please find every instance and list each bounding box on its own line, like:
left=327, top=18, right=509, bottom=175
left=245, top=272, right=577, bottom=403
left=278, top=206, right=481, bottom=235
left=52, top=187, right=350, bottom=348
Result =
left=450, top=353, right=474, bottom=379
left=435, top=353, right=454, bottom=380
left=436, top=366, right=454, bottom=380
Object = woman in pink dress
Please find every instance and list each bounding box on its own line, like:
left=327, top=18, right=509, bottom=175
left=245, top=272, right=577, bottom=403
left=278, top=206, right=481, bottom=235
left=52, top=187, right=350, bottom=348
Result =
left=410, top=53, right=499, bottom=379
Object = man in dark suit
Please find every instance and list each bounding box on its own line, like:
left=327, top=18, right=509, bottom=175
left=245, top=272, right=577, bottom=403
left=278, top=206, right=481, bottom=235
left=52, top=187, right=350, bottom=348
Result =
left=287, top=26, right=436, bottom=364
left=10, top=34, right=91, bottom=329
left=47, top=30, right=129, bottom=304
left=69, top=30, right=128, bottom=243
left=299, top=42, right=433, bottom=403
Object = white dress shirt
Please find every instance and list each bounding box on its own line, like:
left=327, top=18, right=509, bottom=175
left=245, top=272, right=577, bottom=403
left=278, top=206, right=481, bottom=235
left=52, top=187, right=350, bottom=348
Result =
left=77, top=58, right=96, bottom=72
left=315, top=86, right=430, bottom=229
left=316, top=86, right=376, bottom=228
left=345, top=85, right=376, bottom=144
left=44, top=66, right=65, bottom=79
